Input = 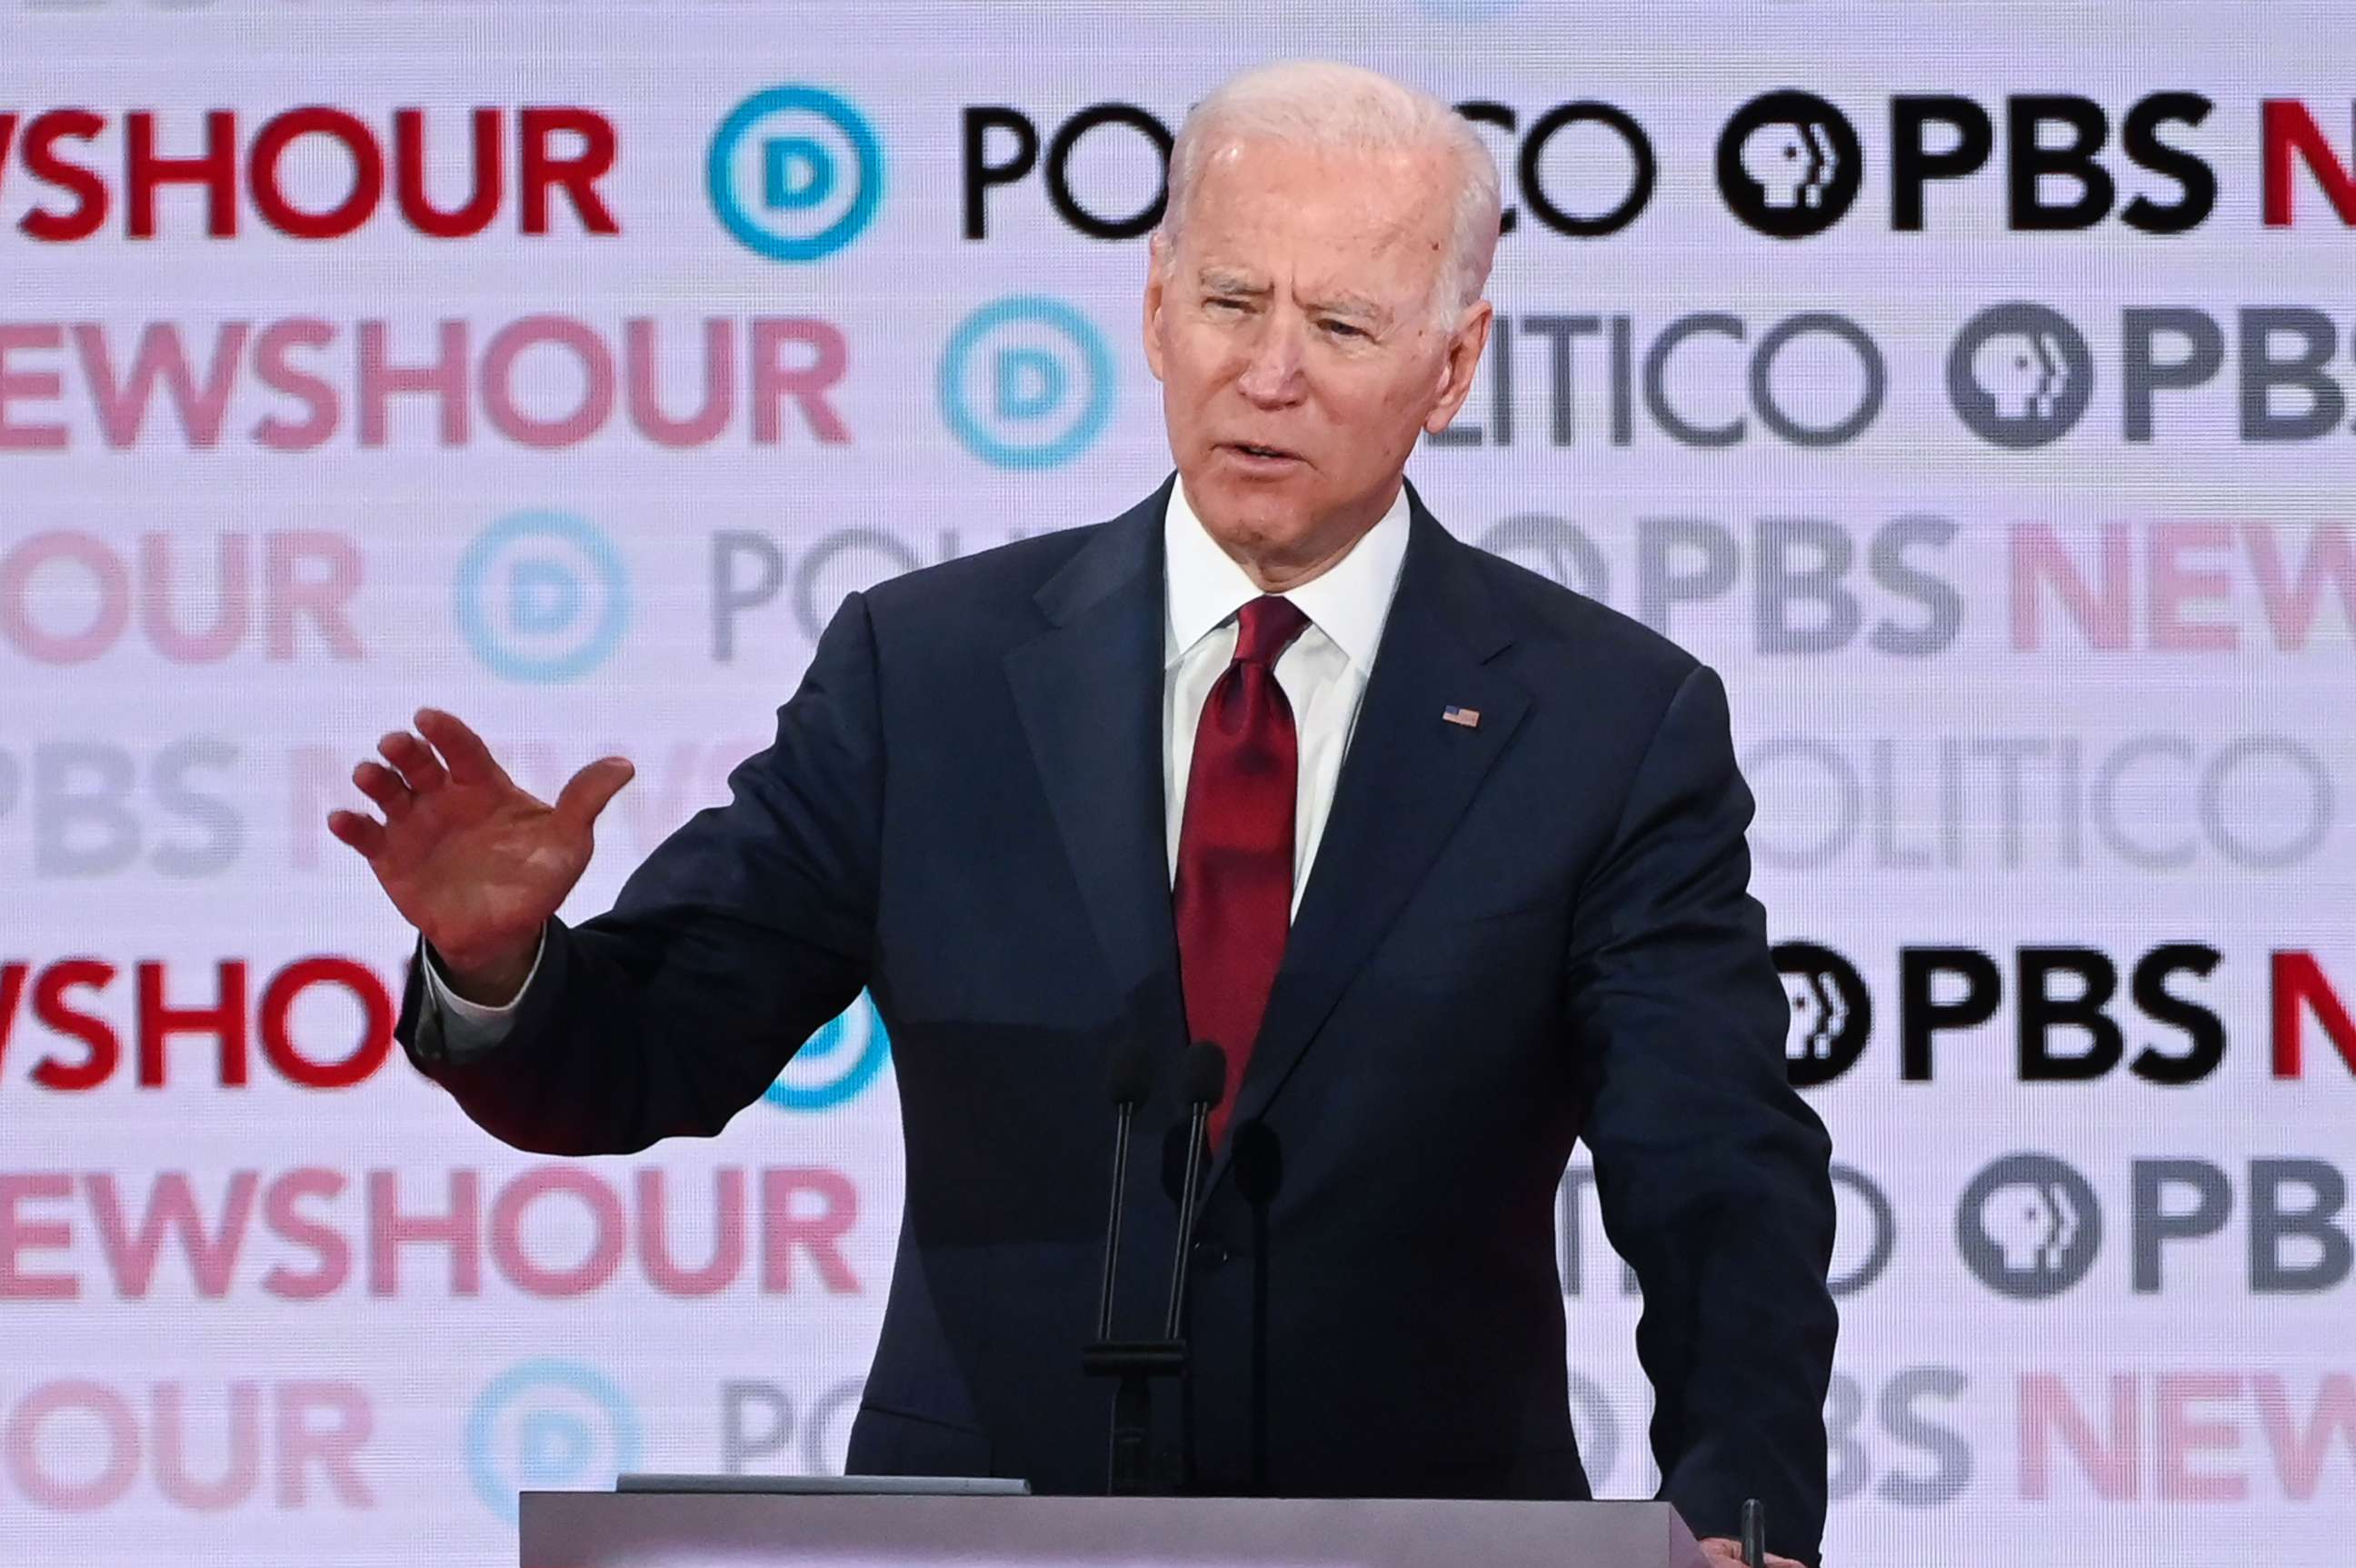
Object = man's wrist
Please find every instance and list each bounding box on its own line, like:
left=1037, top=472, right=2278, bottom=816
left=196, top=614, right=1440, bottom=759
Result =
left=428, top=930, right=544, bottom=1008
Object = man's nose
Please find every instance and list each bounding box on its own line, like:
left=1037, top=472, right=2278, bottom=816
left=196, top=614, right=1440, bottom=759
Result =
left=1235, top=315, right=1307, bottom=406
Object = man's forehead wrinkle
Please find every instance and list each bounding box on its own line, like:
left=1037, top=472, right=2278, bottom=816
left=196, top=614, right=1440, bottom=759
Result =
left=1191, top=257, right=1404, bottom=321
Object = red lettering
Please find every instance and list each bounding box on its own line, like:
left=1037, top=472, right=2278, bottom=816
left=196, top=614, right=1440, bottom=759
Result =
left=760, top=1167, right=860, bottom=1293
left=153, top=1383, right=262, bottom=1511
left=356, top=319, right=469, bottom=445
left=2156, top=1373, right=2247, bottom=1503
left=518, top=106, right=619, bottom=235
left=2246, top=523, right=2356, bottom=652
left=264, top=532, right=365, bottom=661
left=637, top=1167, right=745, bottom=1297
left=2019, top=1371, right=2139, bottom=1501
left=87, top=1172, right=257, bottom=1297
left=2262, top=100, right=2356, bottom=228
left=18, top=109, right=109, bottom=243
left=252, top=317, right=339, bottom=450
left=0, top=961, right=28, bottom=1076
left=2010, top=522, right=2131, bottom=652
left=489, top=1168, right=626, bottom=1297
left=136, top=958, right=248, bottom=1087
left=366, top=1170, right=481, bottom=1295
left=0, top=1173, right=78, bottom=1301
left=3, top=1383, right=138, bottom=1510
left=750, top=318, right=851, bottom=444
left=125, top=109, right=238, bottom=239
left=29, top=958, right=118, bottom=1092
left=247, top=106, right=384, bottom=240
left=394, top=106, right=503, bottom=238
left=260, top=1169, right=351, bottom=1300
left=0, top=323, right=69, bottom=451
left=2252, top=1372, right=2356, bottom=1499
left=71, top=320, right=250, bottom=448
left=628, top=317, right=735, bottom=446
left=275, top=1383, right=374, bottom=1507
left=2272, top=950, right=2356, bottom=1079
left=259, top=956, right=393, bottom=1088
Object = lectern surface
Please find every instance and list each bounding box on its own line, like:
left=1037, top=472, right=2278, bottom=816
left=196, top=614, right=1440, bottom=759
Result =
left=520, top=1492, right=1712, bottom=1568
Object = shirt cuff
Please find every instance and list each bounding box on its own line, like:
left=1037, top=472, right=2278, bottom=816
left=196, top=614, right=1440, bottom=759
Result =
left=418, top=927, right=546, bottom=1054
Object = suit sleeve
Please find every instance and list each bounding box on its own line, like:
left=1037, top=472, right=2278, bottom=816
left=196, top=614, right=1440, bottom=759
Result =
left=1563, top=663, right=1839, bottom=1565
left=394, top=591, right=885, bottom=1155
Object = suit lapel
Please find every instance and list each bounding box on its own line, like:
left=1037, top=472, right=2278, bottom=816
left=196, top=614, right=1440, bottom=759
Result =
left=1203, top=485, right=1530, bottom=1202
left=1003, top=478, right=1189, bottom=1055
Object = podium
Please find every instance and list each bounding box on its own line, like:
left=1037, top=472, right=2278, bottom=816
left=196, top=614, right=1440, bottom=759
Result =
left=519, top=1490, right=1714, bottom=1567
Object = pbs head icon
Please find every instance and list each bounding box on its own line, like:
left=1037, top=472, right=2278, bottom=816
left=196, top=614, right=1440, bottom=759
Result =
left=938, top=296, right=1114, bottom=469
left=708, top=85, right=884, bottom=263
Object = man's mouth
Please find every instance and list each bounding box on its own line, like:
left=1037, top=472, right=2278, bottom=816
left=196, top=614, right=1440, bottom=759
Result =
left=1226, top=442, right=1299, bottom=461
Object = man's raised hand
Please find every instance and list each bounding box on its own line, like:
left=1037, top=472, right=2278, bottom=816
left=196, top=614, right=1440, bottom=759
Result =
left=324, top=708, right=633, bottom=1004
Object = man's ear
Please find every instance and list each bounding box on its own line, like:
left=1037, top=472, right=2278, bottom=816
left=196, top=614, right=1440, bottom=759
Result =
left=1423, top=299, right=1494, bottom=435
left=1141, top=236, right=1169, bottom=383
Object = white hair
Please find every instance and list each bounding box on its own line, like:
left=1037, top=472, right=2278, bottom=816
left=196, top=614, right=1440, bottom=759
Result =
left=1154, top=60, right=1502, bottom=329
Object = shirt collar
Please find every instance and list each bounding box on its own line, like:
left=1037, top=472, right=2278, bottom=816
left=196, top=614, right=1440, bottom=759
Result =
left=1163, top=476, right=1411, bottom=673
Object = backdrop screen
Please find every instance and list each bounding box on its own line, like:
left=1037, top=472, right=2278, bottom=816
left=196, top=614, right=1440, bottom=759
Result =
left=4, top=3, right=2351, bottom=1563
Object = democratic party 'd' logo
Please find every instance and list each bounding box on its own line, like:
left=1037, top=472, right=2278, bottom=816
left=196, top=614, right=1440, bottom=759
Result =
left=465, top=1359, right=641, bottom=1523
left=765, top=991, right=893, bottom=1112
left=708, top=85, right=884, bottom=262
left=938, top=296, right=1114, bottom=468
left=454, top=510, right=629, bottom=684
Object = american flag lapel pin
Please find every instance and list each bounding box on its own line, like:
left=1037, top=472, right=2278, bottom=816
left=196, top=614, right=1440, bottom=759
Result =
left=1441, top=704, right=1481, bottom=729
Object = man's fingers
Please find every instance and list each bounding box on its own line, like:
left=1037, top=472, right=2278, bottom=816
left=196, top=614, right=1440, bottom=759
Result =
left=379, top=730, right=447, bottom=794
left=352, top=760, right=413, bottom=820
left=1696, top=1539, right=1805, bottom=1568
left=554, top=755, right=635, bottom=831
left=414, top=706, right=504, bottom=787
left=324, top=809, right=385, bottom=859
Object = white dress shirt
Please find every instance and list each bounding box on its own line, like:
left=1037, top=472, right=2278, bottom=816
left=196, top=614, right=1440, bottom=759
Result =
left=421, top=479, right=1413, bottom=1050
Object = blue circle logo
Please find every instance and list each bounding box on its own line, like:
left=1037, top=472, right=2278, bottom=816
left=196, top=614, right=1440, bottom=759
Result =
left=764, top=991, right=892, bottom=1113
left=708, top=85, right=884, bottom=263
left=465, top=1359, right=641, bottom=1523
left=937, top=296, right=1114, bottom=469
left=454, top=510, right=629, bottom=684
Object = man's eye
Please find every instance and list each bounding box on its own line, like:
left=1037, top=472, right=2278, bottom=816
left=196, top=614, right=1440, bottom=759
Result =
left=1322, top=320, right=1365, bottom=339
left=1205, top=297, right=1245, bottom=315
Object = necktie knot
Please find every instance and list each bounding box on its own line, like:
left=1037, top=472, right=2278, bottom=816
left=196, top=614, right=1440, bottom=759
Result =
left=1233, top=594, right=1310, bottom=669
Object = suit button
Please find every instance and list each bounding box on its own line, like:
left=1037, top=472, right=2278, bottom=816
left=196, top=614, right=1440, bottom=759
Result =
left=1191, top=1240, right=1233, bottom=1270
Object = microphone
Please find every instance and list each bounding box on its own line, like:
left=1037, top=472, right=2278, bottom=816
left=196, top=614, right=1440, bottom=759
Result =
left=1081, top=1040, right=1227, bottom=1496
left=1162, top=1042, right=1227, bottom=1340
left=1228, top=1117, right=1283, bottom=1493
left=1740, top=1498, right=1766, bottom=1567
left=1094, top=1043, right=1154, bottom=1342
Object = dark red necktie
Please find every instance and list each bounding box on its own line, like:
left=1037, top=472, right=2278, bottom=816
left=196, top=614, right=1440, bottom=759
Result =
left=1173, top=594, right=1311, bottom=1147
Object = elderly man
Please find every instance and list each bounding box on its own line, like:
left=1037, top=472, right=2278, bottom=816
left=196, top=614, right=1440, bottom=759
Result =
left=332, top=60, right=1836, bottom=1568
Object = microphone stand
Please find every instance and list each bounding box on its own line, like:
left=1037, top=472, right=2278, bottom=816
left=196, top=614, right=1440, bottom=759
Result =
left=1083, top=1041, right=1225, bottom=1495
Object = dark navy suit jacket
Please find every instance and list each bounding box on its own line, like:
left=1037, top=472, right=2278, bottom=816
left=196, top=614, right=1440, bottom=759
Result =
left=397, top=475, right=1839, bottom=1562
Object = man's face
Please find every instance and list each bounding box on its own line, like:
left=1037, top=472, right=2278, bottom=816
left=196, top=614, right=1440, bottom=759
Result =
left=1143, top=137, right=1491, bottom=577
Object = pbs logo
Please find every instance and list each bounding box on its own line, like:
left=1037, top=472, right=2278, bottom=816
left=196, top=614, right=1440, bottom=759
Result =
left=708, top=85, right=884, bottom=263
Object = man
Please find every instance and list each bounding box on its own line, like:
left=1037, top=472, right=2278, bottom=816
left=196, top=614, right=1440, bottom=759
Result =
left=330, top=61, right=1837, bottom=1567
